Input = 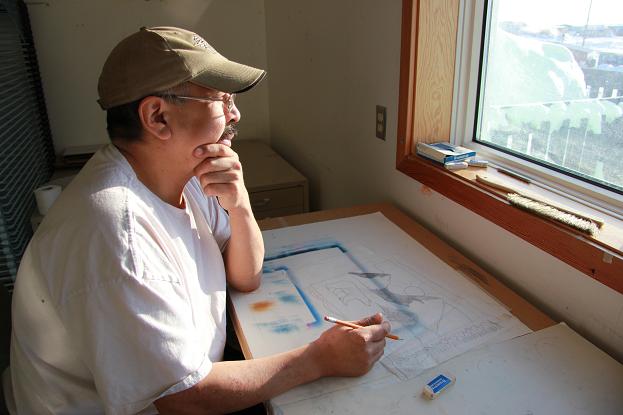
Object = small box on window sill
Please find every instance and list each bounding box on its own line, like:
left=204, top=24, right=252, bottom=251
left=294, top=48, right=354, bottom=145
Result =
left=416, top=142, right=476, bottom=164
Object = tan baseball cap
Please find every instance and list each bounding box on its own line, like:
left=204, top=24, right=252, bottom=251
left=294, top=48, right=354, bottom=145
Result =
left=97, top=26, right=266, bottom=109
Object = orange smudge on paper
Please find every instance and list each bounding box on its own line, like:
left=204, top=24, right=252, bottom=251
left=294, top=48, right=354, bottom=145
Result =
left=251, top=301, right=274, bottom=312
left=420, top=185, right=433, bottom=195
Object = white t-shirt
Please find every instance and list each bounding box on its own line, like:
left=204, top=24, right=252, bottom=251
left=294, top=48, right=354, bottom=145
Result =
left=5, top=144, right=231, bottom=414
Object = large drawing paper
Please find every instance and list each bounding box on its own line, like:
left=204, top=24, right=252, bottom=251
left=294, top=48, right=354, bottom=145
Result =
left=276, top=323, right=623, bottom=415
left=230, top=213, right=531, bottom=412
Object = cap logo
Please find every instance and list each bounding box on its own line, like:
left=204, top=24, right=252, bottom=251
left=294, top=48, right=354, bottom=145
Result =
left=192, top=34, right=216, bottom=53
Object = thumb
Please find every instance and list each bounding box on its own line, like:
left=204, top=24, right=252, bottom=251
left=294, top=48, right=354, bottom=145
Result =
left=193, top=145, right=207, bottom=158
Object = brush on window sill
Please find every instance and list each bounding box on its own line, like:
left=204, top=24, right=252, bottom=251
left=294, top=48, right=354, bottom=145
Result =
left=475, top=174, right=605, bottom=235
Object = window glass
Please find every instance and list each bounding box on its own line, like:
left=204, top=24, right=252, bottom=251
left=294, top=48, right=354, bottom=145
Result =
left=476, top=0, right=623, bottom=193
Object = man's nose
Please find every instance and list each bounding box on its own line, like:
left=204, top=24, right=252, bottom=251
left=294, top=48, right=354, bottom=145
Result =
left=226, top=104, right=241, bottom=123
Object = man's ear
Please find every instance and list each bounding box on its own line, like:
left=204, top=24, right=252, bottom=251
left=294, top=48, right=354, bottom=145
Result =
left=138, top=96, right=172, bottom=140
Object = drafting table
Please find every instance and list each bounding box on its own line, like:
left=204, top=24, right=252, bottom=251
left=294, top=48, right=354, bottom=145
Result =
left=228, top=203, right=623, bottom=414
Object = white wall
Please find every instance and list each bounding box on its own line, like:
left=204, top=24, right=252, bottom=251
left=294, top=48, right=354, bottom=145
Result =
left=264, top=0, right=623, bottom=361
left=27, top=0, right=270, bottom=154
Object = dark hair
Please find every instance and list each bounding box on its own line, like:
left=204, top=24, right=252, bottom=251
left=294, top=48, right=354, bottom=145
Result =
left=105, top=99, right=143, bottom=141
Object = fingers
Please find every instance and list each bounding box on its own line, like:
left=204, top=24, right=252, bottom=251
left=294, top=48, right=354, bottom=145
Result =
left=359, top=320, right=391, bottom=342
left=195, top=162, right=243, bottom=194
left=193, top=143, right=233, bottom=159
left=191, top=143, right=250, bottom=212
left=350, top=313, right=391, bottom=342
left=198, top=171, right=240, bottom=187
left=202, top=183, right=237, bottom=197
left=201, top=156, right=240, bottom=171
left=194, top=153, right=241, bottom=176
left=372, top=321, right=392, bottom=341
left=353, top=312, right=383, bottom=327
left=371, top=341, right=385, bottom=363
left=312, top=312, right=396, bottom=378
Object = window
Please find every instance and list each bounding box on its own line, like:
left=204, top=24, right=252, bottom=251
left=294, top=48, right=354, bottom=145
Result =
left=0, top=0, right=55, bottom=293
left=397, top=0, right=622, bottom=294
left=454, top=0, right=623, bottom=212
left=472, top=0, right=623, bottom=196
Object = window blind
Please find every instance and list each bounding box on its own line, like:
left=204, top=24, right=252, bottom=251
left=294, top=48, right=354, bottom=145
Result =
left=0, top=0, right=54, bottom=293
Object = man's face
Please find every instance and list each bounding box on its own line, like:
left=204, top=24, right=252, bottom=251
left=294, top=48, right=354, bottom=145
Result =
left=166, top=83, right=241, bottom=160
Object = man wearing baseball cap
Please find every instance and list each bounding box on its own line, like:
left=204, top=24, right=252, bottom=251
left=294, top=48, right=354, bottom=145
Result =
left=4, top=27, right=390, bottom=414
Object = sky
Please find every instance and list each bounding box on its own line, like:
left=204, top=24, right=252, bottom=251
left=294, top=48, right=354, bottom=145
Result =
left=497, top=0, right=623, bottom=27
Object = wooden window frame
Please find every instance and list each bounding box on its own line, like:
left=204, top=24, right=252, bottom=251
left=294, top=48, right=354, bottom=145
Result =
left=396, top=0, right=623, bottom=295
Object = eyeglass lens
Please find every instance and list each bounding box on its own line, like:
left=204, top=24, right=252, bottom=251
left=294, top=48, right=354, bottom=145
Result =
left=226, top=94, right=235, bottom=111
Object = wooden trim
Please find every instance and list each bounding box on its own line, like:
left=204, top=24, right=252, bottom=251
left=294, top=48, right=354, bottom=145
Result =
left=396, top=0, right=623, bottom=294
left=397, top=157, right=623, bottom=295
left=227, top=295, right=253, bottom=358
left=411, top=0, right=459, bottom=145
left=397, top=0, right=459, bottom=160
left=396, top=0, right=417, bottom=165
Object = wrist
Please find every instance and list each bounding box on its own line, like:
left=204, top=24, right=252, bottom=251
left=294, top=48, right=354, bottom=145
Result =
left=224, top=189, right=253, bottom=214
left=227, top=201, right=254, bottom=218
left=306, top=339, right=331, bottom=379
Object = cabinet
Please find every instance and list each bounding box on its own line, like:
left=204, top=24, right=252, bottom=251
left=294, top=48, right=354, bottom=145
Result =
left=233, top=140, right=309, bottom=219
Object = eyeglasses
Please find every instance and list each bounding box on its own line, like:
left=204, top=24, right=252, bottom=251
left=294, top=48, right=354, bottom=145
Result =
left=160, top=93, right=236, bottom=112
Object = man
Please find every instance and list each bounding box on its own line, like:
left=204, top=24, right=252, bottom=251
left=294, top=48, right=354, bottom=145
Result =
left=3, top=27, right=390, bottom=414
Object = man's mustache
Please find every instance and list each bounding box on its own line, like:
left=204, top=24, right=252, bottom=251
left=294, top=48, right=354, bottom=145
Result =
left=222, top=124, right=238, bottom=138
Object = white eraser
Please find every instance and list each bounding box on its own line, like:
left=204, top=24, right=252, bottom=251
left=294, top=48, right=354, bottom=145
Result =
left=422, top=373, right=456, bottom=400
left=467, top=158, right=489, bottom=167
left=444, top=161, right=468, bottom=170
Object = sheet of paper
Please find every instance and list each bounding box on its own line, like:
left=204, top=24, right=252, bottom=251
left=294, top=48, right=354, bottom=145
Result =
left=275, top=323, right=623, bottom=415
left=230, top=213, right=531, bottom=412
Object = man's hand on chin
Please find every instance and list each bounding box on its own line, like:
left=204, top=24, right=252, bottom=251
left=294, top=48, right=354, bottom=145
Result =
left=193, top=143, right=251, bottom=213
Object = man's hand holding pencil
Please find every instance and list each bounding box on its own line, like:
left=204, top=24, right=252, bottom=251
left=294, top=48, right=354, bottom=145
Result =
left=309, top=312, right=391, bottom=377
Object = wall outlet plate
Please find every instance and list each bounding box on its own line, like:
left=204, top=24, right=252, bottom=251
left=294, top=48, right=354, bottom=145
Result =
left=376, top=105, right=386, bottom=140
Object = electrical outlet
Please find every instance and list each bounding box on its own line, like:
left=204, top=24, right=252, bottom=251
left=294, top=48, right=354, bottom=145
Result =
left=376, top=105, right=386, bottom=140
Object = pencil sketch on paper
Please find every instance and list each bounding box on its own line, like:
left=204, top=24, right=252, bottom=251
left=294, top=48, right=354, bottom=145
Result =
left=229, top=214, right=536, bottom=413
left=231, top=238, right=530, bottom=384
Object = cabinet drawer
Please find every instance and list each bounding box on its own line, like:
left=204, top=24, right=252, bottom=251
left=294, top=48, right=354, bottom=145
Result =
left=254, top=206, right=306, bottom=220
left=249, top=186, right=303, bottom=212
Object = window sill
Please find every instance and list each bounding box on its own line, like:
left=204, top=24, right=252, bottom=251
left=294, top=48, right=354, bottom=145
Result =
left=396, top=155, right=623, bottom=295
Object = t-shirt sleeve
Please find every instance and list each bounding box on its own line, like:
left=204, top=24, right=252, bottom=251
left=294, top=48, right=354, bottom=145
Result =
left=187, top=177, right=231, bottom=252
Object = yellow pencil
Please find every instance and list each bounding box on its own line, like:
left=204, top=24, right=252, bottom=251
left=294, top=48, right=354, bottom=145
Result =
left=324, top=315, right=401, bottom=340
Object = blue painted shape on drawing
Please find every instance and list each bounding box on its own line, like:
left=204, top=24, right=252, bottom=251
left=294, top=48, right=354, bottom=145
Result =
left=287, top=269, right=322, bottom=327
left=271, top=323, right=299, bottom=334
left=277, top=292, right=300, bottom=304
left=262, top=264, right=289, bottom=274
left=268, top=277, right=290, bottom=286
left=260, top=264, right=322, bottom=327
left=263, top=240, right=422, bottom=334
left=264, top=240, right=348, bottom=262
